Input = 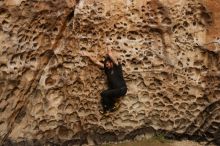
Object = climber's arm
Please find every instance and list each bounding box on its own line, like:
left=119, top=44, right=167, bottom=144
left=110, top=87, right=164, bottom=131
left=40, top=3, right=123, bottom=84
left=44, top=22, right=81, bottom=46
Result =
left=80, top=51, right=104, bottom=68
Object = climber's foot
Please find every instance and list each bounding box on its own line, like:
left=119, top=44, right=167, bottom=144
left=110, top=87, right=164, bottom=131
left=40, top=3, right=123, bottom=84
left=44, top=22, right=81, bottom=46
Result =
left=99, top=109, right=109, bottom=115
left=113, top=102, right=120, bottom=111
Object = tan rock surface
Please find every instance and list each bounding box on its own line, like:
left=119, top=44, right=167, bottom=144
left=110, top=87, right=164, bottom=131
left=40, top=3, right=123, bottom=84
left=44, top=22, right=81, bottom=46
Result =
left=0, top=0, right=220, bottom=145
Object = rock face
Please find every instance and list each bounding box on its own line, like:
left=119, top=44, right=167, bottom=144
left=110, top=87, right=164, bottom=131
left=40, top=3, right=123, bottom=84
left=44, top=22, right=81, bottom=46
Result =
left=0, top=0, right=220, bottom=145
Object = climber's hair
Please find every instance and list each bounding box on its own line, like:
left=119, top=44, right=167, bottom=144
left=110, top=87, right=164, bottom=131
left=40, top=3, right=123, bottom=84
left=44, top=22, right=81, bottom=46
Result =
left=104, top=55, right=113, bottom=67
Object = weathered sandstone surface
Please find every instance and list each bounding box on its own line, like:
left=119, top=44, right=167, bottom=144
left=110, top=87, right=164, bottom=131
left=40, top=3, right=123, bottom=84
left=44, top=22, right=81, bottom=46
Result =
left=0, top=0, right=220, bottom=145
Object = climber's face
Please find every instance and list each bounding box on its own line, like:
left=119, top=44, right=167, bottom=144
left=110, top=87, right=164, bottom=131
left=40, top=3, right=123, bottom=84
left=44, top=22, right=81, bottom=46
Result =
left=105, top=61, right=113, bottom=69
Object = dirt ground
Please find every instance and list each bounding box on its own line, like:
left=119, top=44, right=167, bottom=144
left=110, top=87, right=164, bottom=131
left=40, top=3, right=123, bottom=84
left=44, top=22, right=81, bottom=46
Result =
left=102, top=138, right=215, bottom=146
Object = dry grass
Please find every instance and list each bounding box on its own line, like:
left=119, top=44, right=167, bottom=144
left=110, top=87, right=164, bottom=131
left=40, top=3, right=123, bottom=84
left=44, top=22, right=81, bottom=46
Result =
left=102, top=136, right=207, bottom=146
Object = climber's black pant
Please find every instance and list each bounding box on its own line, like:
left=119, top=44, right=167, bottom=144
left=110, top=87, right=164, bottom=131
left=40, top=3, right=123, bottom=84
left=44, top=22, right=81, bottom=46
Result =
left=100, top=87, right=127, bottom=111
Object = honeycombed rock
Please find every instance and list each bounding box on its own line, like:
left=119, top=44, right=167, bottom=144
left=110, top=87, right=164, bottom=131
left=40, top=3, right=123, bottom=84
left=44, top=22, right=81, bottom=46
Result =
left=0, top=0, right=220, bottom=145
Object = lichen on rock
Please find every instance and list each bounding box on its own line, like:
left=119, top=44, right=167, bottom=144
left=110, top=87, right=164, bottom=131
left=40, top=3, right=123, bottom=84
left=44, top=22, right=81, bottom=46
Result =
left=0, top=0, right=220, bottom=145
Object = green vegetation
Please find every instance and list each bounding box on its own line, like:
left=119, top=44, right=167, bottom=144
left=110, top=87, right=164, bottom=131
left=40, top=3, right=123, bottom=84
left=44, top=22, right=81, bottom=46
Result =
left=150, top=132, right=172, bottom=143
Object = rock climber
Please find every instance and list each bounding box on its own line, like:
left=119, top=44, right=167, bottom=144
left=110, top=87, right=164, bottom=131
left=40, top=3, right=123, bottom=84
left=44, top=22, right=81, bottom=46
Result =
left=80, top=48, right=127, bottom=113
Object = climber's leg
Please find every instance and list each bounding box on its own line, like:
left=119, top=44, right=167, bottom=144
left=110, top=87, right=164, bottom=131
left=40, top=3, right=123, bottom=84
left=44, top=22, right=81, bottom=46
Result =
left=100, top=87, right=127, bottom=112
